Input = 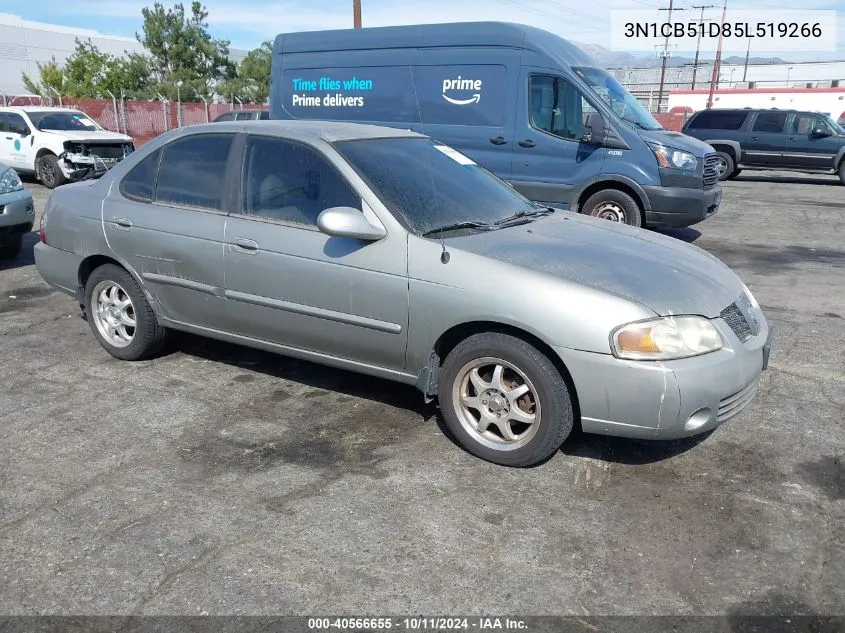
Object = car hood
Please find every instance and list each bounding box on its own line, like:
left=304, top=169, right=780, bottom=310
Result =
left=637, top=127, right=715, bottom=158
left=446, top=213, right=744, bottom=318
left=40, top=130, right=133, bottom=143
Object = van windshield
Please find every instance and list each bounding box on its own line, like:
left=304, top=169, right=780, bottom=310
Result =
left=335, top=137, right=541, bottom=236
left=573, top=67, right=663, bottom=131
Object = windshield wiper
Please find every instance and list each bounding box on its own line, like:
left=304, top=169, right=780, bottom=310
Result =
left=421, top=221, right=495, bottom=237
left=493, top=207, right=554, bottom=226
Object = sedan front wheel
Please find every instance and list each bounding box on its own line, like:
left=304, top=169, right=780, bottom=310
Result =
left=438, top=333, right=574, bottom=466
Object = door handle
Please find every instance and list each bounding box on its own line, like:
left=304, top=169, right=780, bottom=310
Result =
left=489, top=136, right=508, bottom=145
left=518, top=139, right=536, bottom=148
left=750, top=136, right=760, bottom=141
left=4, top=136, right=12, bottom=140
left=231, top=237, right=259, bottom=254
left=110, top=217, right=132, bottom=229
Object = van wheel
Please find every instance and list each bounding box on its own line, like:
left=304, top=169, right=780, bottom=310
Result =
left=0, top=235, right=23, bottom=259
left=438, top=332, right=574, bottom=467
left=84, top=264, right=169, bottom=361
left=714, top=151, right=735, bottom=181
left=581, top=189, right=642, bottom=227
left=37, top=154, right=67, bottom=189
left=838, top=161, right=845, bottom=185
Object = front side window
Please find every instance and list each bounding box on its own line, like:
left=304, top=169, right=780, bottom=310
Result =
left=1, top=113, right=30, bottom=135
left=120, top=149, right=162, bottom=202
left=242, top=135, right=360, bottom=226
left=752, top=112, right=788, bottom=133
left=215, top=112, right=235, bottom=122
left=28, top=111, right=99, bottom=131
left=335, top=137, right=536, bottom=236
left=790, top=114, right=823, bottom=135
left=155, top=134, right=234, bottom=210
left=529, top=75, right=596, bottom=141
left=259, top=111, right=270, bottom=120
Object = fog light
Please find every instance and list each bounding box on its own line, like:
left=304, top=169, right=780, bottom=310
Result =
left=684, top=407, right=713, bottom=431
left=26, top=203, right=34, bottom=215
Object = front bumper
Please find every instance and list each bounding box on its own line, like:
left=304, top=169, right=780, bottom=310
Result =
left=556, top=316, right=771, bottom=440
left=0, top=188, right=35, bottom=237
left=60, top=152, right=126, bottom=182
left=643, top=184, right=722, bottom=229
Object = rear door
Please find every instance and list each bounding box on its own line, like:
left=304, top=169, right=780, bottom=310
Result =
left=509, top=71, right=606, bottom=207
left=222, top=134, right=409, bottom=371
left=784, top=113, right=839, bottom=170
left=104, top=133, right=236, bottom=329
left=413, top=50, right=518, bottom=180
left=744, top=111, right=789, bottom=167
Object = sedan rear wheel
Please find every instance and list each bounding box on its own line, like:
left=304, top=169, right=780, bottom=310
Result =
left=439, top=333, right=574, bottom=466
left=85, top=264, right=169, bottom=360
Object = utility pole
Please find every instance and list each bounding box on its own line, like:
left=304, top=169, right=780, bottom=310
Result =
left=691, top=4, right=714, bottom=89
left=656, top=1, right=680, bottom=114
left=353, top=0, right=362, bottom=28
left=706, top=0, right=727, bottom=109
left=742, top=37, right=751, bottom=82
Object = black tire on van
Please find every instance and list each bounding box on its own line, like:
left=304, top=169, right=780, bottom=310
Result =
left=581, top=189, right=642, bottom=228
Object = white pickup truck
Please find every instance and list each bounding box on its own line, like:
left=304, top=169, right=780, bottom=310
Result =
left=0, top=107, right=134, bottom=188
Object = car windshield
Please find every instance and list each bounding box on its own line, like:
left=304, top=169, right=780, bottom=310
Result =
left=334, top=137, right=541, bottom=236
left=573, top=67, right=663, bottom=131
left=28, top=111, right=100, bottom=132
left=825, top=115, right=845, bottom=134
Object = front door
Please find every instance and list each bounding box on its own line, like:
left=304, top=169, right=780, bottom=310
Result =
left=510, top=71, right=607, bottom=207
left=223, top=134, right=409, bottom=372
left=783, top=113, right=840, bottom=170
left=103, top=133, right=235, bottom=329
left=744, top=111, right=788, bottom=167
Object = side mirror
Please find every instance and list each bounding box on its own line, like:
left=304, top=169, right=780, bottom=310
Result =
left=317, top=206, right=386, bottom=241
left=582, top=112, right=607, bottom=146
left=810, top=127, right=830, bottom=139
left=17, top=128, right=30, bottom=137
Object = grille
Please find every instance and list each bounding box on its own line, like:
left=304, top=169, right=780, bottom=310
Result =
left=703, top=153, right=720, bottom=188
left=720, top=301, right=753, bottom=342
left=718, top=379, right=760, bottom=422
left=87, top=144, right=126, bottom=159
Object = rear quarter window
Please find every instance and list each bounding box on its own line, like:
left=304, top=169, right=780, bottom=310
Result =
left=119, top=149, right=162, bottom=202
left=687, top=110, right=749, bottom=131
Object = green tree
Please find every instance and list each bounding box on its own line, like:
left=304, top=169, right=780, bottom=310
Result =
left=237, top=40, right=272, bottom=103
left=137, top=1, right=234, bottom=100
left=22, top=58, right=65, bottom=97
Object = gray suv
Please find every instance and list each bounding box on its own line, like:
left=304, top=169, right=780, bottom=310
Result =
left=682, top=108, right=845, bottom=184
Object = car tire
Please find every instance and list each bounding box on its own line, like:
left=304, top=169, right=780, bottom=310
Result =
left=727, top=168, right=742, bottom=180
left=715, top=151, right=735, bottom=181
left=438, top=332, right=574, bottom=467
left=581, top=189, right=642, bottom=227
left=37, top=154, right=67, bottom=189
left=84, top=264, right=169, bottom=361
left=0, top=235, right=23, bottom=259
left=838, top=161, right=845, bottom=186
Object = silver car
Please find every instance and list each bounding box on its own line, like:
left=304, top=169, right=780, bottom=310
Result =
left=34, top=121, right=772, bottom=466
left=0, top=162, right=34, bottom=259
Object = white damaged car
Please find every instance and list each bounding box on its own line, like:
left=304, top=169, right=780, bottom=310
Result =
left=0, top=107, right=134, bottom=188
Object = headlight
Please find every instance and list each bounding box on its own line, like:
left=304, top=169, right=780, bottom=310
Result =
left=648, top=143, right=698, bottom=171
left=611, top=316, right=723, bottom=361
left=0, top=168, right=23, bottom=195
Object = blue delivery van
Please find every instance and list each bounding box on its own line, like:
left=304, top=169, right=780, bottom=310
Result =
left=270, top=22, right=722, bottom=228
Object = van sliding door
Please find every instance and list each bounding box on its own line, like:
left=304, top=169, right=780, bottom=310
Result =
left=412, top=48, right=519, bottom=181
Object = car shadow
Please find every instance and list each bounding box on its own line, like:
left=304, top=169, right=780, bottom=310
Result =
left=655, top=227, right=701, bottom=244
left=560, top=429, right=714, bottom=465
left=732, top=173, right=840, bottom=186
left=0, top=231, right=37, bottom=271
left=172, top=333, right=436, bottom=419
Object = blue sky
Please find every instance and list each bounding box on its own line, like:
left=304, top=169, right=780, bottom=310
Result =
left=4, top=0, right=843, bottom=60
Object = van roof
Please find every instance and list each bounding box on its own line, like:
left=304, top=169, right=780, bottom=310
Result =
left=274, top=21, right=593, bottom=68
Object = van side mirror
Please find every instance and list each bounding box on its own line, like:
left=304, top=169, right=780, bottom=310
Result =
left=810, top=127, right=830, bottom=139
left=317, top=206, right=386, bottom=241
left=582, top=112, right=607, bottom=146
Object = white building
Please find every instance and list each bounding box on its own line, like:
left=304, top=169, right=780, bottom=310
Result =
left=0, top=13, right=247, bottom=97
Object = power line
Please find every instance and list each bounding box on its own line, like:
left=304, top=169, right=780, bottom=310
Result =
left=691, top=4, right=715, bottom=89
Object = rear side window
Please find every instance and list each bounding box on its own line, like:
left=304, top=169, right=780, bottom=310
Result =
left=155, top=134, right=234, bottom=210
left=120, top=149, right=161, bottom=202
left=752, top=112, right=788, bottom=133
left=687, top=110, right=748, bottom=131
left=414, top=65, right=507, bottom=126
left=241, top=135, right=360, bottom=226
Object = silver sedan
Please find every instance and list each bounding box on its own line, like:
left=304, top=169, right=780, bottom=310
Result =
left=34, top=121, right=772, bottom=466
left=0, top=162, right=34, bottom=259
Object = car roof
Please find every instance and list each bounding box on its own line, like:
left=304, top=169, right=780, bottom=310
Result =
left=0, top=106, right=82, bottom=113
left=188, top=119, right=423, bottom=143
